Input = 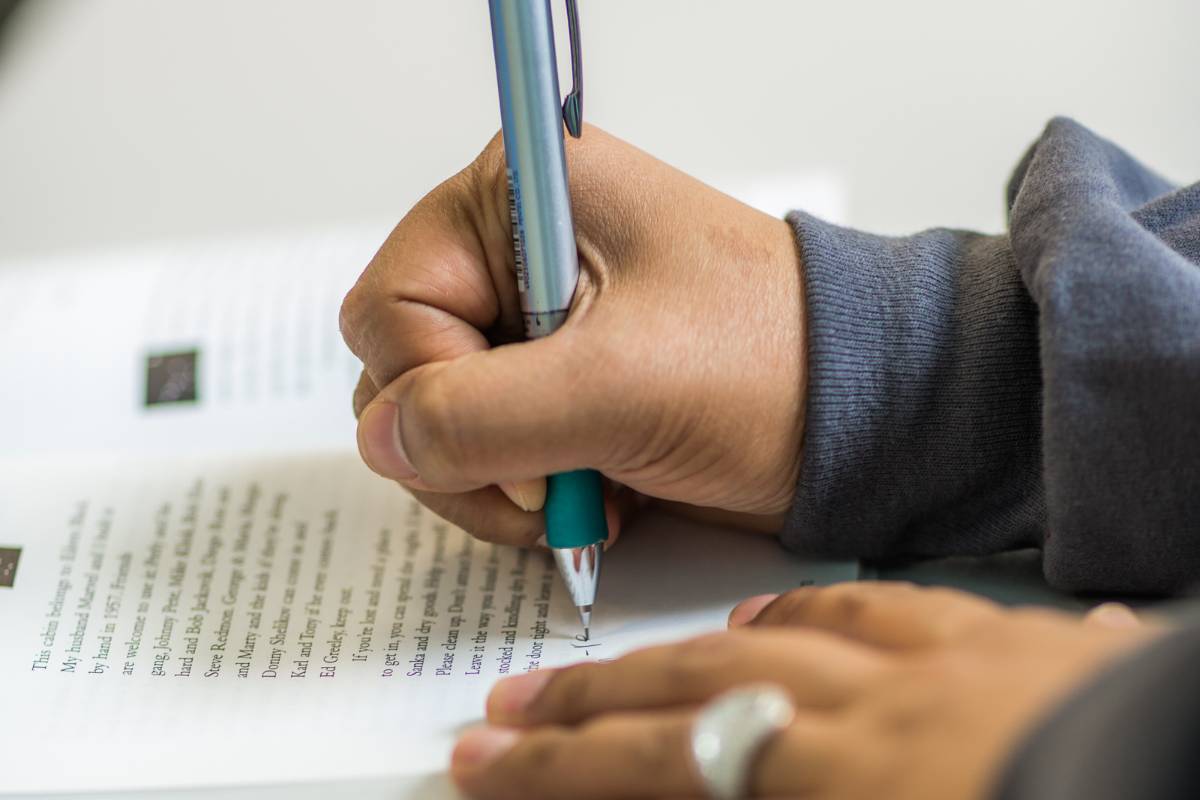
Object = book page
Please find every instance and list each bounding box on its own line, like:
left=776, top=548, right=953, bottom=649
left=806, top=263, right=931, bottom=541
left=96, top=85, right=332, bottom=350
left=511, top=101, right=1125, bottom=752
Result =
left=0, top=451, right=857, bottom=795
left=0, top=224, right=385, bottom=458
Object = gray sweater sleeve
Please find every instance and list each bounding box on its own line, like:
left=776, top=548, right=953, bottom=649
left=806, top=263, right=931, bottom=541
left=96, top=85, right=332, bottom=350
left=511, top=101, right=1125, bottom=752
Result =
left=783, top=117, right=1200, bottom=594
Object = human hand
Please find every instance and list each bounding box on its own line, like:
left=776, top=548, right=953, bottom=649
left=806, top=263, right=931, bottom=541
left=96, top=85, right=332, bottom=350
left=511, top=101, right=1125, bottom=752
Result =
left=450, top=583, right=1158, bottom=800
left=340, top=127, right=804, bottom=546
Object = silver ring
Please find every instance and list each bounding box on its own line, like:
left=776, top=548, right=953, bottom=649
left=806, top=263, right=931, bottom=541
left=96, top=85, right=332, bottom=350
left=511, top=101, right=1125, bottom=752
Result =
left=690, top=684, right=796, bottom=800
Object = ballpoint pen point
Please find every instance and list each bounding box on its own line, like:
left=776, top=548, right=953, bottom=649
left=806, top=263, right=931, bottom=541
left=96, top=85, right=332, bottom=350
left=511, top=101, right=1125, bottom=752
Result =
left=578, top=604, right=592, bottom=639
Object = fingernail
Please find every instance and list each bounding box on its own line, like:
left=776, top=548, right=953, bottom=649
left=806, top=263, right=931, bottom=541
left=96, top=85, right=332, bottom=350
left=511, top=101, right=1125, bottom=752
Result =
left=1086, top=602, right=1141, bottom=630
left=499, top=478, right=546, bottom=512
left=357, top=402, right=417, bottom=480
left=728, top=594, right=780, bottom=628
left=488, top=670, right=554, bottom=718
left=452, top=726, right=520, bottom=769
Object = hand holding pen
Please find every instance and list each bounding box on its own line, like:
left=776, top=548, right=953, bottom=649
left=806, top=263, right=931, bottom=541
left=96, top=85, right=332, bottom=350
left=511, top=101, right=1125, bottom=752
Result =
left=342, top=124, right=805, bottom=564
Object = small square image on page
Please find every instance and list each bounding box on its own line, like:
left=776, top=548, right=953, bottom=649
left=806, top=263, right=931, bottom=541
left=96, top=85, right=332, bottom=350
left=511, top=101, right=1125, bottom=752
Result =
left=144, top=349, right=200, bottom=406
left=0, top=547, right=21, bottom=588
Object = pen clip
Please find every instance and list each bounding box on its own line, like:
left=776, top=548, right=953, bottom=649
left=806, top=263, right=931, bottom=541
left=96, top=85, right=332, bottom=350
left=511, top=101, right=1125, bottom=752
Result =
left=561, top=0, right=583, bottom=138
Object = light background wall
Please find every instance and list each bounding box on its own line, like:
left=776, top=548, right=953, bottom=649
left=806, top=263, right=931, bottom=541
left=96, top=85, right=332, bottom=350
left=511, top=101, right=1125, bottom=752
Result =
left=0, top=0, right=1197, bottom=260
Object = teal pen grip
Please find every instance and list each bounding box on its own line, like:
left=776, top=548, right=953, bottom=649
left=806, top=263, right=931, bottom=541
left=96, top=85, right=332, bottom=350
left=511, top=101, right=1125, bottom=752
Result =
left=544, top=469, right=609, bottom=549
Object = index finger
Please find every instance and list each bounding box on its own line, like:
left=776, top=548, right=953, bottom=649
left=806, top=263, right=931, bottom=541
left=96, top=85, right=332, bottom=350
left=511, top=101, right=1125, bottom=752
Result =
left=340, top=146, right=521, bottom=390
left=750, top=582, right=1002, bottom=649
left=486, top=629, right=882, bottom=727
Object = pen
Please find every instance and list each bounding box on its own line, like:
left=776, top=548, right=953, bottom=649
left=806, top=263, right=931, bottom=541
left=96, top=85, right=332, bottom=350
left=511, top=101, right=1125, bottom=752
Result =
left=487, top=0, right=605, bottom=640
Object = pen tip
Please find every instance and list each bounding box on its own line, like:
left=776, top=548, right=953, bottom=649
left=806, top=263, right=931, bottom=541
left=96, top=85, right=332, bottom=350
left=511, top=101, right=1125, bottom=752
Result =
left=578, top=604, right=592, bottom=638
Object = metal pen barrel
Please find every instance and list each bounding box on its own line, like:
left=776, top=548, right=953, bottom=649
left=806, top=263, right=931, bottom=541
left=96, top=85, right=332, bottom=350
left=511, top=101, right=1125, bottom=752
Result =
left=489, top=0, right=606, bottom=638
left=489, top=0, right=578, bottom=338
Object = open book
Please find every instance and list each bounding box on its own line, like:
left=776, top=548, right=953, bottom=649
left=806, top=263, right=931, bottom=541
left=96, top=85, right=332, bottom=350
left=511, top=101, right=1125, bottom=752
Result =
left=0, top=227, right=857, bottom=797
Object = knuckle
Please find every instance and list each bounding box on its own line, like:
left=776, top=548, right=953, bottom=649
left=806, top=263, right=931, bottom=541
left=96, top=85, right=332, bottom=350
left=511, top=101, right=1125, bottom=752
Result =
left=340, top=270, right=402, bottom=372
left=825, top=586, right=871, bottom=627
left=518, top=730, right=562, bottom=767
left=463, top=135, right=507, bottom=208
left=352, top=372, right=377, bottom=419
left=538, top=662, right=602, bottom=720
left=478, top=131, right=507, bottom=172
left=813, top=581, right=912, bottom=626
left=669, top=632, right=744, bottom=687
left=404, top=375, right=469, bottom=478
left=338, top=282, right=373, bottom=355
left=469, top=129, right=501, bottom=160
left=754, top=587, right=820, bottom=626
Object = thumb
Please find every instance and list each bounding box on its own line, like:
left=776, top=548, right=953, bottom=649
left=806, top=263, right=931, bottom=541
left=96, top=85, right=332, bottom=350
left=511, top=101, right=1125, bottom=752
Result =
left=356, top=330, right=625, bottom=494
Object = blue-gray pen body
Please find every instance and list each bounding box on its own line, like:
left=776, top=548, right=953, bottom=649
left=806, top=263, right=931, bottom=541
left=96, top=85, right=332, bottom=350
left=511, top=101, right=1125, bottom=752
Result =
left=489, top=0, right=579, bottom=338
left=489, top=0, right=604, bottom=634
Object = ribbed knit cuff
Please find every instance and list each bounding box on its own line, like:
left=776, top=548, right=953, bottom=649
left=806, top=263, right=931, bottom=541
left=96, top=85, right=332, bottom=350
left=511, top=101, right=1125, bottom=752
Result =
left=782, top=212, right=1045, bottom=560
